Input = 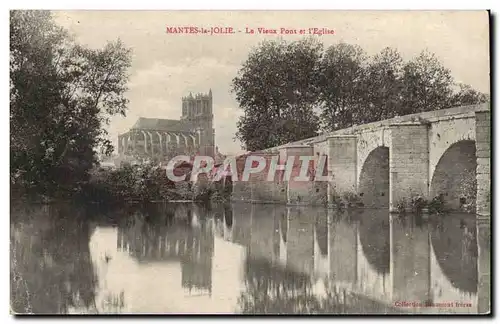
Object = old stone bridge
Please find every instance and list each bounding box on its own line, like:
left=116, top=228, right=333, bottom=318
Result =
left=230, top=104, right=491, bottom=218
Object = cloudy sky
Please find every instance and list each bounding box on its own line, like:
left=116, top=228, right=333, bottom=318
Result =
left=54, top=10, right=489, bottom=155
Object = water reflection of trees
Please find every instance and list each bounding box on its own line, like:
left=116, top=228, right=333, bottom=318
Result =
left=10, top=204, right=97, bottom=314
left=101, top=291, right=125, bottom=313
left=11, top=201, right=483, bottom=314
left=238, top=257, right=320, bottom=314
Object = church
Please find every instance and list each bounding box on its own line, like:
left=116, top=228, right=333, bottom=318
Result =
left=117, top=90, right=218, bottom=164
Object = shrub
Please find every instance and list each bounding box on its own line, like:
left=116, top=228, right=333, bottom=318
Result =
left=193, top=179, right=231, bottom=204
left=428, top=194, right=446, bottom=214
left=395, top=193, right=447, bottom=215
left=192, top=181, right=213, bottom=202
left=410, top=195, right=427, bottom=213
left=82, top=164, right=180, bottom=204
left=328, top=191, right=363, bottom=209
left=395, top=194, right=429, bottom=214
left=395, top=197, right=408, bottom=213
left=342, top=191, right=363, bottom=208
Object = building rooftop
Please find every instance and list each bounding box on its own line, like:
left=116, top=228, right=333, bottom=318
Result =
left=131, top=117, right=193, bottom=133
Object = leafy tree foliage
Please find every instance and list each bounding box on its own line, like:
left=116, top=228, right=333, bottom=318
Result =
left=318, top=43, right=367, bottom=131
left=83, top=165, right=177, bottom=204
left=233, top=40, right=489, bottom=148
left=10, top=10, right=132, bottom=198
left=232, top=38, right=322, bottom=151
left=449, top=83, right=490, bottom=107
left=399, top=50, right=454, bottom=115
left=357, top=47, right=404, bottom=124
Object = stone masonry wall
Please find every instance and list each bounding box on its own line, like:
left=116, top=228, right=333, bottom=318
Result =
left=313, top=140, right=329, bottom=206
left=236, top=105, right=489, bottom=212
left=389, top=124, right=429, bottom=211
left=231, top=155, right=252, bottom=202
left=328, top=136, right=357, bottom=202
left=475, top=111, right=491, bottom=218
left=284, top=146, right=319, bottom=205
left=250, top=152, right=287, bottom=203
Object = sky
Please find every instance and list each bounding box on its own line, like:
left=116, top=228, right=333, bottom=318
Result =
left=54, top=10, right=490, bottom=156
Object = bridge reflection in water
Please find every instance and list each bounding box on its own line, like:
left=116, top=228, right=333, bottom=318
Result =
left=82, top=202, right=489, bottom=314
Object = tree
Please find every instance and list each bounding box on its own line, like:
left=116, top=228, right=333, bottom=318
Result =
left=10, top=10, right=132, bottom=197
left=232, top=38, right=322, bottom=151
left=400, top=50, right=454, bottom=115
left=449, top=83, right=489, bottom=107
left=233, top=40, right=488, bottom=150
left=318, top=43, right=367, bottom=131
left=357, top=47, right=404, bottom=124
left=11, top=204, right=98, bottom=314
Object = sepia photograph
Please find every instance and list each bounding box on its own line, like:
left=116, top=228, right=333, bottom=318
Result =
left=9, top=10, right=491, bottom=315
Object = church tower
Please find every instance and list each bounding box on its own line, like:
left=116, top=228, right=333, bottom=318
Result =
left=181, top=89, right=215, bottom=157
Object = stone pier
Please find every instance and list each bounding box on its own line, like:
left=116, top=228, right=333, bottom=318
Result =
left=475, top=111, right=491, bottom=219
left=389, top=124, right=430, bottom=212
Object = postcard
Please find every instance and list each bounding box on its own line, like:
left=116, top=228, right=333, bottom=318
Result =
left=10, top=10, right=491, bottom=315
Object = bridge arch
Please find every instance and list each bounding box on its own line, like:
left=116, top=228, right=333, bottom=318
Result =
left=430, top=140, right=477, bottom=211
left=358, top=146, right=390, bottom=208
left=429, top=118, right=476, bottom=186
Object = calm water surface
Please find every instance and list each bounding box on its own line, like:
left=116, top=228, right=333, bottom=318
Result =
left=10, top=202, right=490, bottom=314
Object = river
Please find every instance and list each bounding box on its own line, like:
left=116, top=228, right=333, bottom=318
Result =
left=10, top=202, right=490, bottom=314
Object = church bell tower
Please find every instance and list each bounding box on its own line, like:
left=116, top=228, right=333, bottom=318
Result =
left=181, top=89, right=215, bottom=157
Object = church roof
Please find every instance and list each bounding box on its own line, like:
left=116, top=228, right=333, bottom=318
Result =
left=131, top=117, right=192, bottom=133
